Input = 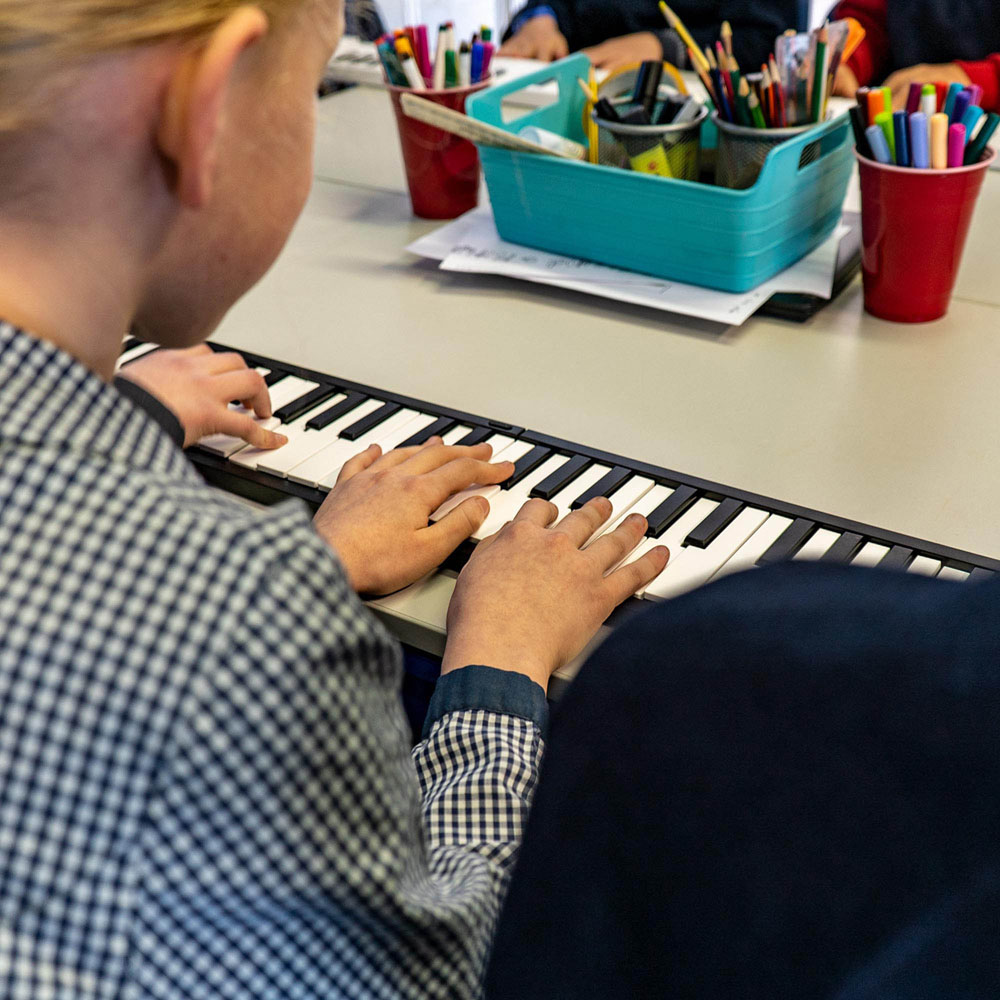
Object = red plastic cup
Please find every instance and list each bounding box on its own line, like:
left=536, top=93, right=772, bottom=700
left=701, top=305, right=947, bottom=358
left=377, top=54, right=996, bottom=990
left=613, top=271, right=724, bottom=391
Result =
left=387, top=80, right=490, bottom=219
left=856, top=148, right=996, bottom=322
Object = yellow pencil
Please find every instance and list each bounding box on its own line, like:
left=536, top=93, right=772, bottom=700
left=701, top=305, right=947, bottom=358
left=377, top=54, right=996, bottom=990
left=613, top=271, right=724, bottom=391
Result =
left=704, top=45, right=718, bottom=71
left=577, top=74, right=599, bottom=165
left=659, top=2, right=710, bottom=74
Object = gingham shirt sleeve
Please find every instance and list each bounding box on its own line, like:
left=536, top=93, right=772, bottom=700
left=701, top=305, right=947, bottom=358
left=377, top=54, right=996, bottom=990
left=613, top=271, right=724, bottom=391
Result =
left=135, top=521, right=545, bottom=1000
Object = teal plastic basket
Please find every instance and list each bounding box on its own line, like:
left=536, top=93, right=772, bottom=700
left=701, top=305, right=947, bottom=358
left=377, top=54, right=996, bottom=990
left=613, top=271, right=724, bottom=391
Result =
left=466, top=53, right=854, bottom=294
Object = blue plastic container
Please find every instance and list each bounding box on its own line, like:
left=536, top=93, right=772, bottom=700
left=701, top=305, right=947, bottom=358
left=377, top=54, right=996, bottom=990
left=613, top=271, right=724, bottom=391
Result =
left=466, top=53, right=854, bottom=293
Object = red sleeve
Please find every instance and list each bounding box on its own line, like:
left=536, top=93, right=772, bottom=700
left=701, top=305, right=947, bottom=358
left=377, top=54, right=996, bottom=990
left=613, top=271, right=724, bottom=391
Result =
left=831, top=0, right=890, bottom=87
left=958, top=55, right=1000, bottom=113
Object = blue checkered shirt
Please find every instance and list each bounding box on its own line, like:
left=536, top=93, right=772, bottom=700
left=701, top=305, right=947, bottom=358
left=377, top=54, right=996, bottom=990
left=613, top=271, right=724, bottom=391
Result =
left=0, top=325, right=546, bottom=999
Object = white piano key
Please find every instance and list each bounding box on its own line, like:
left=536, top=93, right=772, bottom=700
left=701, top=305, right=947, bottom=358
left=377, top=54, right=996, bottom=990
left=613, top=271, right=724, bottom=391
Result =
left=441, top=424, right=474, bottom=445
left=255, top=395, right=355, bottom=475
left=315, top=409, right=428, bottom=490
left=709, top=514, right=794, bottom=580
left=907, top=555, right=942, bottom=577
left=264, top=375, right=322, bottom=412
left=284, top=398, right=386, bottom=485
left=472, top=454, right=571, bottom=541
left=644, top=507, right=771, bottom=601
left=937, top=566, right=970, bottom=582
left=115, top=342, right=158, bottom=369
left=549, top=464, right=612, bottom=522
left=621, top=498, right=719, bottom=597
left=198, top=415, right=281, bottom=457
left=792, top=527, right=841, bottom=561
left=582, top=481, right=670, bottom=549
left=429, top=436, right=530, bottom=521
left=852, top=541, right=890, bottom=568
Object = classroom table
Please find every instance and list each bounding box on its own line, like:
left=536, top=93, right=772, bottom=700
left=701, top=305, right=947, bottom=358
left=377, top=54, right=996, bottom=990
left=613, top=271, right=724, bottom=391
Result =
left=215, top=84, right=1000, bottom=670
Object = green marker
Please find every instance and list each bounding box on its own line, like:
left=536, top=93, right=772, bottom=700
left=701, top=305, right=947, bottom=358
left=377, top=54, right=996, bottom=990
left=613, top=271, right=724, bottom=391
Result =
left=880, top=85, right=892, bottom=115
left=964, top=111, right=999, bottom=165
left=875, top=110, right=896, bottom=162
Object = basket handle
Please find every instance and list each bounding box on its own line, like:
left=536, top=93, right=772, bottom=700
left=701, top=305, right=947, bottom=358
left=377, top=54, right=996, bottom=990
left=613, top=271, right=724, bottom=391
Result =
left=466, top=52, right=592, bottom=132
left=753, top=113, right=852, bottom=188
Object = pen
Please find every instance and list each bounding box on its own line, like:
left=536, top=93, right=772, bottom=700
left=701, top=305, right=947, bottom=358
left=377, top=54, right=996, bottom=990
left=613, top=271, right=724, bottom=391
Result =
left=470, top=41, right=484, bottom=84
left=952, top=90, right=972, bottom=128
left=930, top=113, right=948, bottom=169
left=880, top=85, right=892, bottom=115
left=399, top=51, right=426, bottom=90
left=855, top=86, right=871, bottom=125
left=414, top=24, right=430, bottom=80
left=919, top=83, right=936, bottom=118
left=481, top=41, right=495, bottom=79
left=866, top=89, right=884, bottom=127
left=458, top=41, right=471, bottom=87
left=961, top=105, right=985, bottom=142
left=964, top=111, right=999, bottom=164
left=942, top=81, right=963, bottom=123
left=947, top=123, right=966, bottom=168
left=892, top=110, right=910, bottom=167
left=850, top=105, right=874, bottom=159
left=909, top=112, right=930, bottom=168
left=875, top=110, right=895, bottom=162
left=865, top=123, right=892, bottom=163
left=905, top=81, right=922, bottom=115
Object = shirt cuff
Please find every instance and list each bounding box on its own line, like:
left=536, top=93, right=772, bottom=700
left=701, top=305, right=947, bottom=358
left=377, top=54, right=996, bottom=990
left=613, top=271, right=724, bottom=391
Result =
left=958, top=57, right=1000, bottom=115
left=655, top=29, right=685, bottom=67
left=112, top=375, right=185, bottom=448
left=423, top=664, right=548, bottom=738
left=510, top=4, right=558, bottom=36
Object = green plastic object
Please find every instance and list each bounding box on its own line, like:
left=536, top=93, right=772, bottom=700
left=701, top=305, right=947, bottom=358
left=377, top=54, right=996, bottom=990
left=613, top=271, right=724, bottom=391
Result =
left=466, top=53, right=854, bottom=293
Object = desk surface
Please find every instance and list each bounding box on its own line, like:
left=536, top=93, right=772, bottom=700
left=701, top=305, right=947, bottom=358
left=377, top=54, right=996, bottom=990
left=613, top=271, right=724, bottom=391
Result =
left=217, top=86, right=1000, bottom=564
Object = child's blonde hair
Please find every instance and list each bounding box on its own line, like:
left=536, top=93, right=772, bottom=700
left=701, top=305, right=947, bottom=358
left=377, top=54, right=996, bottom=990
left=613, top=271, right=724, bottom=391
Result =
left=0, top=0, right=310, bottom=130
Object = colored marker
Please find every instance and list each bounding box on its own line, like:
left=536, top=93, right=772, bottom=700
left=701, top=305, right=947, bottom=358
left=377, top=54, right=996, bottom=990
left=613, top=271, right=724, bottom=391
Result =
left=470, top=41, right=484, bottom=84
left=952, top=90, right=972, bottom=127
left=920, top=84, right=937, bottom=118
left=619, top=110, right=673, bottom=177
left=856, top=86, right=871, bottom=125
left=633, top=61, right=664, bottom=118
left=961, top=105, right=985, bottom=141
left=481, top=41, right=495, bottom=79
left=414, top=25, right=430, bottom=80
left=930, top=112, right=949, bottom=169
left=909, top=112, right=930, bottom=168
left=948, top=123, right=967, bottom=168
left=850, top=105, right=874, bottom=159
left=399, top=51, right=426, bottom=90
left=875, top=110, right=895, bottom=162
left=444, top=48, right=457, bottom=88
left=967, top=84, right=983, bottom=107
left=943, top=81, right=964, bottom=122
left=865, top=123, right=892, bottom=164
left=965, top=112, right=999, bottom=164
left=892, top=110, right=910, bottom=167
left=905, top=81, right=922, bottom=115
left=867, top=89, right=885, bottom=125
left=880, top=85, right=892, bottom=115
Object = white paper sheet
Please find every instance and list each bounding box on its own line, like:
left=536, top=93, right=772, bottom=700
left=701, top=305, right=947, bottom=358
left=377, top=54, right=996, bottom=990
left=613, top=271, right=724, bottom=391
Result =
left=407, top=208, right=847, bottom=326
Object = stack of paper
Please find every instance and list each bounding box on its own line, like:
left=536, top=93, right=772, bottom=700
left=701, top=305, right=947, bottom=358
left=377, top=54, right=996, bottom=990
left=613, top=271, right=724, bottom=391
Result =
left=407, top=208, right=847, bottom=326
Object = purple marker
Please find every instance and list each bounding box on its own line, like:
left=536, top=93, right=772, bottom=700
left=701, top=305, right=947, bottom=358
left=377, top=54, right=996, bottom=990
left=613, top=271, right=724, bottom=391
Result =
left=947, top=122, right=967, bottom=168
left=906, top=81, right=922, bottom=114
left=952, top=89, right=973, bottom=126
left=967, top=84, right=984, bottom=107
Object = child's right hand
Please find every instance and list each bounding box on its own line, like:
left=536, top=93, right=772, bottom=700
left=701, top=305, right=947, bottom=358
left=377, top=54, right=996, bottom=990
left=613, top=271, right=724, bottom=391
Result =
left=442, top=498, right=669, bottom=694
left=498, top=15, right=569, bottom=62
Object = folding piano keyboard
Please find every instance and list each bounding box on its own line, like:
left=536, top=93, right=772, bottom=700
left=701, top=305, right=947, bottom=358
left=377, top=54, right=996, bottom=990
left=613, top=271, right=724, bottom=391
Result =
left=119, top=339, right=1000, bottom=681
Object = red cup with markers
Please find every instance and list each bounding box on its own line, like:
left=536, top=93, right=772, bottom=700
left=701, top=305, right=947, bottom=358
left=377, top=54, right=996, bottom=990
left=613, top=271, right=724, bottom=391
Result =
left=855, top=148, right=996, bottom=323
left=387, top=80, right=490, bottom=219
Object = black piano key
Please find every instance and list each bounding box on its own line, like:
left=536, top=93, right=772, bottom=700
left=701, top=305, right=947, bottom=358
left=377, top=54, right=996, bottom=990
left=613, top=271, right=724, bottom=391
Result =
left=263, top=370, right=286, bottom=387
left=529, top=455, right=591, bottom=501
left=968, top=567, right=995, bottom=584
left=273, top=385, right=340, bottom=424
left=645, top=485, right=699, bottom=538
left=397, top=416, right=457, bottom=448
left=683, top=497, right=744, bottom=549
left=121, top=337, right=143, bottom=355
left=757, top=518, right=816, bottom=565
left=504, top=446, right=553, bottom=489
left=455, top=426, right=493, bottom=447
left=821, top=531, right=865, bottom=564
left=571, top=465, right=632, bottom=509
left=305, top=391, right=367, bottom=430
left=878, top=546, right=914, bottom=572
left=339, top=401, right=402, bottom=441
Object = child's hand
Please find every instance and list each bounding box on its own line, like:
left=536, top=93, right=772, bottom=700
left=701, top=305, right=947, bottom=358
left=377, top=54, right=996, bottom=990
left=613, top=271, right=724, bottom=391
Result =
left=498, top=15, right=569, bottom=62
left=312, top=440, right=514, bottom=595
left=883, top=63, right=972, bottom=110
left=832, top=64, right=860, bottom=97
left=580, top=32, right=662, bottom=72
left=442, top=498, right=669, bottom=693
left=118, top=344, right=287, bottom=449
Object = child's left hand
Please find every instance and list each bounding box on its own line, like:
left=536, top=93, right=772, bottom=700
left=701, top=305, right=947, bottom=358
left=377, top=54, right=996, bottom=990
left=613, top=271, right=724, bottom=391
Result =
left=117, top=344, right=287, bottom=449
left=883, top=62, right=972, bottom=110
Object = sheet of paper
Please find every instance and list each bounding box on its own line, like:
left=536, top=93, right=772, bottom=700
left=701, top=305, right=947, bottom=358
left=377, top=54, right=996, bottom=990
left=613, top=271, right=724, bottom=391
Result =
left=407, top=208, right=847, bottom=326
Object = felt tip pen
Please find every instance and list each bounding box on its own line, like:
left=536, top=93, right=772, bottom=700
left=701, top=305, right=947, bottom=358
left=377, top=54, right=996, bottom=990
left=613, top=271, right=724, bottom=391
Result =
left=850, top=105, right=874, bottom=159
left=470, top=41, right=484, bottom=84
left=865, top=123, right=892, bottom=164
left=967, top=84, right=983, bottom=107
left=618, top=108, right=673, bottom=177
left=930, top=112, right=949, bottom=169
left=909, top=112, right=930, bottom=168
left=919, top=84, right=937, bottom=118
left=948, top=123, right=967, bottom=168
left=892, top=110, right=910, bottom=167
left=961, top=105, right=985, bottom=141
left=905, top=81, right=922, bottom=115
left=414, top=25, right=430, bottom=80
left=942, top=81, right=964, bottom=122
left=875, top=110, right=895, bottom=162
left=866, top=90, right=885, bottom=125
left=480, top=41, right=495, bottom=80
left=964, top=112, right=999, bottom=165
left=444, top=49, right=458, bottom=88
left=458, top=41, right=471, bottom=87
left=671, top=96, right=702, bottom=124
left=855, top=86, right=871, bottom=125
left=880, top=85, right=892, bottom=115
left=952, top=90, right=973, bottom=128
left=399, top=51, right=426, bottom=90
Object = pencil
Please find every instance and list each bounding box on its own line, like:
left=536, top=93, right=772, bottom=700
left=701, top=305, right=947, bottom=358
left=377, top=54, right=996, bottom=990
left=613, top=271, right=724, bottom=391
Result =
left=720, top=20, right=733, bottom=59
left=748, top=89, right=766, bottom=128
left=689, top=46, right=718, bottom=105
left=660, top=2, right=710, bottom=74
left=811, top=23, right=828, bottom=123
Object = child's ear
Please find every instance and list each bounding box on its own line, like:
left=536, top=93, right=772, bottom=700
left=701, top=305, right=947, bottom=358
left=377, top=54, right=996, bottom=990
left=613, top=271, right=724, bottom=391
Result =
left=156, top=6, right=269, bottom=208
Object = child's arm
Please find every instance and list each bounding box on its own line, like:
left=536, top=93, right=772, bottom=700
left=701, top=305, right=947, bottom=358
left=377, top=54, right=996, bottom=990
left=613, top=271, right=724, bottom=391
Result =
left=831, top=0, right=891, bottom=93
left=955, top=53, right=1000, bottom=112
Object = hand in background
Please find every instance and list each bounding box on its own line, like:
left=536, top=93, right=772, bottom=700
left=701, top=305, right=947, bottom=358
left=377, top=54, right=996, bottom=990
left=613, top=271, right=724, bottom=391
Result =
left=498, top=15, right=569, bottom=62
left=883, top=63, right=972, bottom=110
left=832, top=64, right=860, bottom=98
left=580, top=32, right=661, bottom=73
left=313, top=440, right=514, bottom=595
left=442, top=498, right=669, bottom=694
left=118, top=344, right=287, bottom=449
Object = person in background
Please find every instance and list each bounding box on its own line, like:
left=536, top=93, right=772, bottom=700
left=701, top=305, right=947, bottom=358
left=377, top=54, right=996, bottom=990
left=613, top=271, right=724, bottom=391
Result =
left=830, top=0, right=1000, bottom=112
left=499, top=0, right=800, bottom=73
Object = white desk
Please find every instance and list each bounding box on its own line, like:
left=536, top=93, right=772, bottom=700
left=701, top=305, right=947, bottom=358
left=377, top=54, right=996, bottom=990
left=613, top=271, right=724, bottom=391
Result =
left=216, top=86, right=1000, bottom=672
